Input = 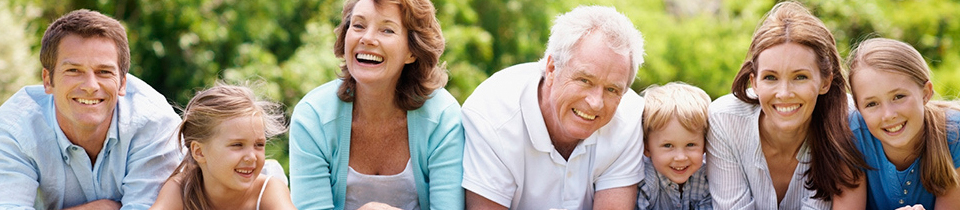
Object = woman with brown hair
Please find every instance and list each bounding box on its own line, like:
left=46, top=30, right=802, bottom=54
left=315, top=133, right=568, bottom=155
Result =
left=288, top=0, right=464, bottom=209
left=705, top=1, right=868, bottom=209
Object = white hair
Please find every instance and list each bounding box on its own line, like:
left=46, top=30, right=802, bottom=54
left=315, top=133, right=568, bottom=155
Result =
left=541, top=5, right=645, bottom=85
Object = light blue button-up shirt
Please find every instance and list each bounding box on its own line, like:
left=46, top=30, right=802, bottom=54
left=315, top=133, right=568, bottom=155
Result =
left=0, top=75, right=181, bottom=210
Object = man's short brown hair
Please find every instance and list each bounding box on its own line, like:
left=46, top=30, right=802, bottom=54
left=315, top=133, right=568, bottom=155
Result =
left=40, top=9, right=129, bottom=85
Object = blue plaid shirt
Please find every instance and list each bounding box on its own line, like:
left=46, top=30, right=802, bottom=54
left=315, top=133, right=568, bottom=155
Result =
left=637, top=157, right=712, bottom=210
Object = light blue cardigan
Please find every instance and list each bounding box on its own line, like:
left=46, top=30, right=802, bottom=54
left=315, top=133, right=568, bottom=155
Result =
left=289, top=79, right=465, bottom=210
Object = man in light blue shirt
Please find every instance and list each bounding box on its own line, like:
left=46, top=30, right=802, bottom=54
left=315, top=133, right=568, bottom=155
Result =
left=0, top=9, right=180, bottom=210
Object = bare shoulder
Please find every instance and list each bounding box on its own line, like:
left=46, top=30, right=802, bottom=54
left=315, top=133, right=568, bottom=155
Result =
left=260, top=175, right=297, bottom=210
left=150, top=176, right=185, bottom=210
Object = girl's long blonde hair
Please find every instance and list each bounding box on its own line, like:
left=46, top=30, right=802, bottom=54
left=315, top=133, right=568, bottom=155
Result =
left=168, top=83, right=287, bottom=210
left=848, top=38, right=960, bottom=196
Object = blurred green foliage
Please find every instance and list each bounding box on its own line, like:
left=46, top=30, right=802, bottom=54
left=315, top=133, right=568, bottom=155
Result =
left=3, top=0, right=959, bottom=175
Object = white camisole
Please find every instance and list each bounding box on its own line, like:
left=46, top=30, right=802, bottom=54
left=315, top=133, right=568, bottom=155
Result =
left=344, top=159, right=420, bottom=210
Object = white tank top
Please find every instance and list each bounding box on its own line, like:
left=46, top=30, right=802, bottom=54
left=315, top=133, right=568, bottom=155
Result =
left=344, top=159, right=420, bottom=210
left=256, top=175, right=272, bottom=210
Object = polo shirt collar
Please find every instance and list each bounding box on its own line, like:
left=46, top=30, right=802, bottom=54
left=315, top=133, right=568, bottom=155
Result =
left=520, top=74, right=554, bottom=153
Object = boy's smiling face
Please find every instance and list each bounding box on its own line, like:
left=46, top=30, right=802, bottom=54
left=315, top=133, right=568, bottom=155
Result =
left=644, top=117, right=705, bottom=184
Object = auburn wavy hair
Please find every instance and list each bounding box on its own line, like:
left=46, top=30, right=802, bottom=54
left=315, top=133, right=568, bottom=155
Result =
left=333, top=0, right=447, bottom=110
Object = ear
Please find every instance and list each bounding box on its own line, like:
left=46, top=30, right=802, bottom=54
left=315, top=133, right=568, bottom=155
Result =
left=544, top=55, right=557, bottom=85
left=117, top=74, right=127, bottom=96
left=819, top=72, right=833, bottom=95
left=922, top=81, right=934, bottom=104
left=191, top=141, right=206, bottom=165
left=643, top=147, right=651, bottom=157
left=404, top=53, right=416, bottom=64
left=42, top=68, right=54, bottom=94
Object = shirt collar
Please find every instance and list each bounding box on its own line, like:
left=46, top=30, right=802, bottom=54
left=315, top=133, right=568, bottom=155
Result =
left=47, top=99, right=120, bottom=159
left=520, top=69, right=554, bottom=153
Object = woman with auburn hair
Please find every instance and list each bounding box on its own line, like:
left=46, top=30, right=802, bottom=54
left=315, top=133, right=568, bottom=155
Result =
left=833, top=38, right=960, bottom=210
left=706, top=1, right=868, bottom=209
left=288, top=0, right=464, bottom=209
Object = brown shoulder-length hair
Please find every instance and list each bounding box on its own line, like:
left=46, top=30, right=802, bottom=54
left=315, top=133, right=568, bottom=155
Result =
left=847, top=38, right=960, bottom=196
left=40, top=9, right=130, bottom=86
left=730, top=1, right=869, bottom=200
left=333, top=0, right=447, bottom=110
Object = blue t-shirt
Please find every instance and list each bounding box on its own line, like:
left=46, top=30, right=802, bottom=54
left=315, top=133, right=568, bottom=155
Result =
left=849, top=109, right=960, bottom=209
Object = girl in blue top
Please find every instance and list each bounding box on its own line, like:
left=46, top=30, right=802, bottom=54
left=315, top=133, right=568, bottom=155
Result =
left=834, top=38, right=960, bottom=209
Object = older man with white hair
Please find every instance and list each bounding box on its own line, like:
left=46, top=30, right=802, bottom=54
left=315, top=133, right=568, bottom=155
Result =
left=461, top=5, right=646, bottom=210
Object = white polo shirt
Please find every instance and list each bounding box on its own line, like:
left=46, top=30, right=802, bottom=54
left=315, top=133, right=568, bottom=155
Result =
left=461, top=62, right=645, bottom=210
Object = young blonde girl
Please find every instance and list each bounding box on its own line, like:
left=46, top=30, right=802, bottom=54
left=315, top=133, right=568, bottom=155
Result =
left=150, top=84, right=295, bottom=210
left=834, top=38, right=960, bottom=209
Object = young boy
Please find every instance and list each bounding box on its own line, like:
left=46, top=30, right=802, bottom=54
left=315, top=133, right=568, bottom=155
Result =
left=637, top=82, right=712, bottom=210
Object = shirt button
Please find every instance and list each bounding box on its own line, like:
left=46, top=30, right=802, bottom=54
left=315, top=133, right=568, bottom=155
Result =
left=62, top=156, right=68, bottom=161
left=910, top=169, right=914, bottom=173
left=900, top=199, right=904, bottom=204
left=71, top=147, right=78, bottom=151
left=906, top=181, right=911, bottom=185
left=904, top=190, right=908, bottom=194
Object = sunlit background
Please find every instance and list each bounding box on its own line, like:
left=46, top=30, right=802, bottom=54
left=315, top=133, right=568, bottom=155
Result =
left=3, top=0, right=959, bottom=175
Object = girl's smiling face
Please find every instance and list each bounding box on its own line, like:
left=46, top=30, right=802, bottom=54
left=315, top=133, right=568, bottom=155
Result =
left=851, top=67, right=932, bottom=152
left=194, top=114, right=267, bottom=192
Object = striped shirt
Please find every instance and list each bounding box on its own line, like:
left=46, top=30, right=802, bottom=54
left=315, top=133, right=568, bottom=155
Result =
left=637, top=157, right=712, bottom=210
left=705, top=94, right=829, bottom=210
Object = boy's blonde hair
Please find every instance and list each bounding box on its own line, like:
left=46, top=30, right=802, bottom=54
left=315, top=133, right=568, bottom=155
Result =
left=641, top=82, right=711, bottom=142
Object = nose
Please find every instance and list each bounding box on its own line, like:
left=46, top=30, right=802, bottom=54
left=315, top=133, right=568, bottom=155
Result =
left=674, top=150, right=690, bottom=161
left=79, top=72, right=99, bottom=94
left=774, top=80, right=794, bottom=99
left=358, top=28, right=377, bottom=46
left=880, top=105, right=898, bottom=122
left=242, top=149, right=257, bottom=163
left=585, top=87, right=604, bottom=111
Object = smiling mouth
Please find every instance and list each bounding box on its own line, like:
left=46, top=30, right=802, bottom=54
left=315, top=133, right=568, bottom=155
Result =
left=774, top=104, right=800, bottom=113
left=235, top=169, right=253, bottom=174
left=356, top=53, right=384, bottom=64
left=75, top=98, right=103, bottom=105
left=573, top=108, right=597, bottom=120
left=671, top=166, right=688, bottom=171
left=883, top=122, right=905, bottom=133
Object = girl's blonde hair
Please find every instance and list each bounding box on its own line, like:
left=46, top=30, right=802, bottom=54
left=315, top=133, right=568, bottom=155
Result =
left=168, top=83, right=287, bottom=210
left=847, top=37, right=960, bottom=196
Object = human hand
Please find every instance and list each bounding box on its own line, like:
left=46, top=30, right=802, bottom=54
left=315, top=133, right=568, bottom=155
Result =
left=895, top=204, right=926, bottom=210
left=357, top=202, right=402, bottom=210
left=63, top=199, right=121, bottom=210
